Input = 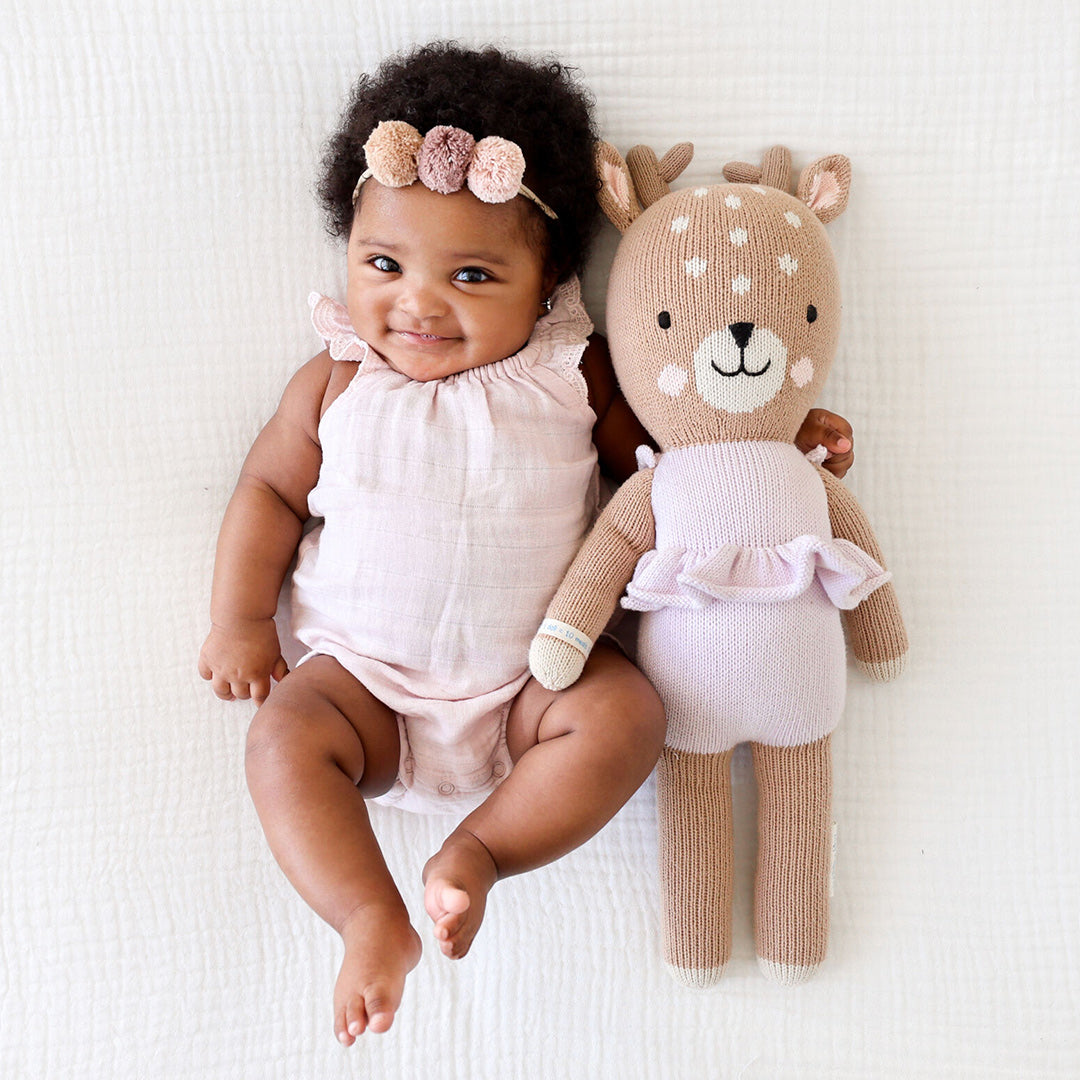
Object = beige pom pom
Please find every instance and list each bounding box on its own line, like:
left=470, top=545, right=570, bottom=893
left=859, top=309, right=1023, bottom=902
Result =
left=363, top=121, right=423, bottom=188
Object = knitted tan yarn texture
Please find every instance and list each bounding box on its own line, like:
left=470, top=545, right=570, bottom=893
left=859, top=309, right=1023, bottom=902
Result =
left=604, top=181, right=841, bottom=450
left=657, top=747, right=735, bottom=988
left=541, top=467, right=655, bottom=639
left=820, top=467, right=909, bottom=669
left=752, top=735, right=833, bottom=981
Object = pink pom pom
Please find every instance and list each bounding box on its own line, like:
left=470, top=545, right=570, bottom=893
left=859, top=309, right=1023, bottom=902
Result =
left=467, top=137, right=526, bottom=204
left=417, top=126, right=476, bottom=194
left=363, top=121, right=423, bottom=188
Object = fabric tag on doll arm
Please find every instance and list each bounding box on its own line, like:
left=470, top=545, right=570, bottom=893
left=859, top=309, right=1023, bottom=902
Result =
left=538, top=619, right=594, bottom=657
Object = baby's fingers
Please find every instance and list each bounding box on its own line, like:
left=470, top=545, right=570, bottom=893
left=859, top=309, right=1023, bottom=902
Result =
left=209, top=672, right=237, bottom=701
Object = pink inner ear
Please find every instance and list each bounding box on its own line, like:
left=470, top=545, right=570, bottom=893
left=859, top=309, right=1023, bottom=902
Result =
left=807, top=170, right=841, bottom=212
left=602, top=160, right=631, bottom=212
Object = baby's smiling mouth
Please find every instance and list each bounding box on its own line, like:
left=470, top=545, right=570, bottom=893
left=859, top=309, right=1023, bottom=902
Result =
left=394, top=328, right=456, bottom=346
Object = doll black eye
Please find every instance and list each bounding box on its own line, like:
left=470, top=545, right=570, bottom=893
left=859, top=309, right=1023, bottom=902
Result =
left=658, top=311, right=671, bottom=330
left=807, top=304, right=818, bottom=323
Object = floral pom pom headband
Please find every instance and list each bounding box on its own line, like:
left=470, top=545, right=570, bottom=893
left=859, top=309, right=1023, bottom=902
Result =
left=352, top=121, right=558, bottom=220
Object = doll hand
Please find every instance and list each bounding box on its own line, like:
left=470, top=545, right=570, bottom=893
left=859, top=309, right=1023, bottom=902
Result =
left=857, top=652, right=908, bottom=682
left=198, top=618, right=289, bottom=706
left=796, top=409, right=854, bottom=478
left=529, top=632, right=588, bottom=691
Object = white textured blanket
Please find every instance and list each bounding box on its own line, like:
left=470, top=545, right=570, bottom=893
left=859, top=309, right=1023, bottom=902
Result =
left=3, top=1, right=1077, bottom=1076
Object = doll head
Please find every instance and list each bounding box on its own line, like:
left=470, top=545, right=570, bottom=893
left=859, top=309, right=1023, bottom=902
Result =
left=317, top=42, right=602, bottom=283
left=598, top=143, right=852, bottom=448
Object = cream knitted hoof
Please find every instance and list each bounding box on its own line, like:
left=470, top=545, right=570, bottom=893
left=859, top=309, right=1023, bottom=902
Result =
left=665, top=961, right=727, bottom=990
left=757, top=956, right=820, bottom=986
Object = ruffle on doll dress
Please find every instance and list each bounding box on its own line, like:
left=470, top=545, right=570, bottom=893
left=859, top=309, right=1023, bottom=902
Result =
left=622, top=534, right=890, bottom=611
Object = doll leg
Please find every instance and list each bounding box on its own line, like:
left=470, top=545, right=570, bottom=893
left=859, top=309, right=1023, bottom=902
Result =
left=244, top=656, right=421, bottom=1043
left=420, top=643, right=665, bottom=958
left=751, top=735, right=833, bottom=985
left=656, top=746, right=735, bottom=987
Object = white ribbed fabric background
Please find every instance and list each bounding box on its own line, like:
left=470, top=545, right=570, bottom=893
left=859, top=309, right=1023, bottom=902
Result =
left=2, top=1, right=1076, bottom=1077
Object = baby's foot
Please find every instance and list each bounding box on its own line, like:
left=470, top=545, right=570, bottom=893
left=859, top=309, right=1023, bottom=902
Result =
left=422, top=829, right=498, bottom=959
left=334, top=903, right=422, bottom=1045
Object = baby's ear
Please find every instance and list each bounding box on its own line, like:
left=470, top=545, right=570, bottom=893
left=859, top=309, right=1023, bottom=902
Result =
left=595, top=141, right=640, bottom=233
left=797, top=154, right=852, bottom=224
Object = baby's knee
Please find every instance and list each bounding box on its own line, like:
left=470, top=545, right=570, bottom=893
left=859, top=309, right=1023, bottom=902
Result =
left=244, top=700, right=307, bottom=779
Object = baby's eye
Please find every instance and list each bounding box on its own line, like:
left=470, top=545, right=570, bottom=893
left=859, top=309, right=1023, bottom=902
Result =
left=370, top=255, right=401, bottom=273
left=806, top=304, right=818, bottom=324
left=454, top=267, right=491, bottom=284
left=658, top=311, right=672, bottom=330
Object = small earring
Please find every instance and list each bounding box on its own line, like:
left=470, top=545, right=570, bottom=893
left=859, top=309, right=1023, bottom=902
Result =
left=541, top=296, right=554, bottom=313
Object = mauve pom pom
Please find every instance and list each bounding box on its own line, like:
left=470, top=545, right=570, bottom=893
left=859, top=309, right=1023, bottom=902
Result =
left=363, top=121, right=423, bottom=188
left=467, top=137, right=526, bottom=204
left=417, top=126, right=475, bottom=195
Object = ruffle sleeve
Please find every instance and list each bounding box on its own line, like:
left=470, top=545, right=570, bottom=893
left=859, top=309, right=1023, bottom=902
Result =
left=308, top=292, right=369, bottom=364
left=622, top=535, right=891, bottom=612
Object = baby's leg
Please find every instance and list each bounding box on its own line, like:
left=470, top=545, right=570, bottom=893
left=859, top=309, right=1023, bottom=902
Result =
left=245, top=656, right=420, bottom=1043
left=422, top=643, right=665, bottom=958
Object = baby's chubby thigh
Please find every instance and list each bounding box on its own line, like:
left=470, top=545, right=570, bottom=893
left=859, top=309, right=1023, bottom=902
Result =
left=506, top=642, right=666, bottom=769
left=246, top=654, right=403, bottom=798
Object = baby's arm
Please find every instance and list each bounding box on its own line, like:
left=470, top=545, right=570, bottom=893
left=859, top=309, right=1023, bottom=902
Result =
left=581, top=335, right=856, bottom=480
left=198, top=353, right=334, bottom=705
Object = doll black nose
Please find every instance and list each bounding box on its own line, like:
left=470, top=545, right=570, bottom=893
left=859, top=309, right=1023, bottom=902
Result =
left=729, top=322, right=754, bottom=350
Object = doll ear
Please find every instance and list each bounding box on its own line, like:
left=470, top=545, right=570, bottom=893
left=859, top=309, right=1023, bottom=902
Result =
left=596, top=141, right=641, bottom=232
left=797, top=154, right=852, bottom=224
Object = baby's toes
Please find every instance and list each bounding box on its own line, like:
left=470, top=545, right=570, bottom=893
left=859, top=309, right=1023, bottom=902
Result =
left=336, top=996, right=360, bottom=1046
left=362, top=986, right=398, bottom=1034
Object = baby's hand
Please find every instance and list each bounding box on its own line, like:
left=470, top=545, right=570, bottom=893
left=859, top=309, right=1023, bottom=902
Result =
left=198, top=618, right=288, bottom=706
left=796, top=409, right=854, bottom=478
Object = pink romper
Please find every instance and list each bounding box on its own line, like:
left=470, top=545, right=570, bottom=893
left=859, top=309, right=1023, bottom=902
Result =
left=290, top=281, right=598, bottom=813
left=623, top=441, right=890, bottom=753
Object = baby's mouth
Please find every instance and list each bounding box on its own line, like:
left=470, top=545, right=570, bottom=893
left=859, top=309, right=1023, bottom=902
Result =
left=394, top=328, right=454, bottom=345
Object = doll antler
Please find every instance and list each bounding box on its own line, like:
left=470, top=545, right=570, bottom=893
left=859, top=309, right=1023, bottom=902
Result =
left=722, top=145, right=793, bottom=193
left=627, top=142, right=694, bottom=208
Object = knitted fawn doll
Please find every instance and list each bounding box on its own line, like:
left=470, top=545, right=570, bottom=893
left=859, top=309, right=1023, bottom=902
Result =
left=530, top=143, right=908, bottom=986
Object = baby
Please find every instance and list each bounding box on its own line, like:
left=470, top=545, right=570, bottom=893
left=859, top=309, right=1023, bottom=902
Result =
left=198, top=42, right=857, bottom=1044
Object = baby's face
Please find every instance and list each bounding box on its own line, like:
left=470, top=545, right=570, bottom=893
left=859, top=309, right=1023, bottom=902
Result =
left=346, top=181, right=553, bottom=381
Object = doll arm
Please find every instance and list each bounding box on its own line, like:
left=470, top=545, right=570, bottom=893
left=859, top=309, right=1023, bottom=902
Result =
left=529, top=466, right=656, bottom=690
left=819, top=468, right=909, bottom=680
left=198, top=353, right=333, bottom=705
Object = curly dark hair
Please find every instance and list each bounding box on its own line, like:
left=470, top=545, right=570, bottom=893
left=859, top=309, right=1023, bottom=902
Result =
left=316, top=41, right=602, bottom=281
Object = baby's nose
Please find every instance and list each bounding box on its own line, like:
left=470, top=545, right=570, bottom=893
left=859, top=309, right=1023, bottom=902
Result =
left=399, top=277, right=449, bottom=318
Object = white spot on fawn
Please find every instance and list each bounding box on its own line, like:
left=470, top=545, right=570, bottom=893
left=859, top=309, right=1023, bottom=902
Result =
left=685, top=256, right=708, bottom=278
left=785, top=211, right=802, bottom=228
left=725, top=194, right=742, bottom=209
left=751, top=185, right=766, bottom=195
left=694, top=187, right=709, bottom=197
left=732, top=274, right=751, bottom=295
left=791, top=356, right=815, bottom=387
left=671, top=215, right=690, bottom=232
left=657, top=364, right=689, bottom=397
left=729, top=227, right=748, bottom=246
left=778, top=253, right=798, bottom=276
